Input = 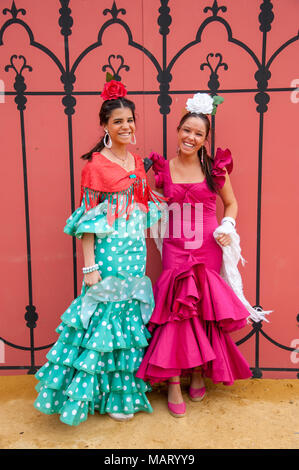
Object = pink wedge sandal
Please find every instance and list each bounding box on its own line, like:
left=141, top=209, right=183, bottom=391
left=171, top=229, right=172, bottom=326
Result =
left=188, top=385, right=206, bottom=402
left=168, top=381, right=186, bottom=418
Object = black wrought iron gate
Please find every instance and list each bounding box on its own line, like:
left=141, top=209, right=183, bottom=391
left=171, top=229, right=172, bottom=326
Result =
left=0, top=0, right=298, bottom=377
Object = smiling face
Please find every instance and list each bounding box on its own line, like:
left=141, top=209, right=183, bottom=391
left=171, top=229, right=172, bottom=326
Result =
left=177, top=115, right=208, bottom=156
left=105, top=106, right=136, bottom=146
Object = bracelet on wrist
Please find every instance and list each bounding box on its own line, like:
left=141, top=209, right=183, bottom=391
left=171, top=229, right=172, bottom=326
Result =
left=82, top=263, right=99, bottom=274
left=221, top=216, right=236, bottom=228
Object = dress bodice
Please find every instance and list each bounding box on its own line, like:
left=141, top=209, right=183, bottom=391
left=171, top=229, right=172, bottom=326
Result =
left=149, top=148, right=234, bottom=270
left=163, top=160, right=217, bottom=214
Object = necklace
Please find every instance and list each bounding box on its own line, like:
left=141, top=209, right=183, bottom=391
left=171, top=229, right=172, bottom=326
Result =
left=108, top=149, right=129, bottom=168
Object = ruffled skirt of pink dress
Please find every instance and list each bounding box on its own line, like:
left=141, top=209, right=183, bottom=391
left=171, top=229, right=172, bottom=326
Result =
left=137, top=258, right=252, bottom=385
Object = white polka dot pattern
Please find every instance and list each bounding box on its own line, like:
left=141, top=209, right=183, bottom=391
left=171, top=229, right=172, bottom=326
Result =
left=34, top=197, right=161, bottom=426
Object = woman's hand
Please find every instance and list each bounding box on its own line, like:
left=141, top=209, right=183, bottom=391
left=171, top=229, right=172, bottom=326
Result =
left=216, top=233, right=231, bottom=247
left=84, top=270, right=102, bottom=287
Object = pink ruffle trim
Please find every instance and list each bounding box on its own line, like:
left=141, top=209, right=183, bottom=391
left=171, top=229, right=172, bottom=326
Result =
left=211, top=147, right=233, bottom=189
left=149, top=152, right=166, bottom=189
left=136, top=261, right=252, bottom=386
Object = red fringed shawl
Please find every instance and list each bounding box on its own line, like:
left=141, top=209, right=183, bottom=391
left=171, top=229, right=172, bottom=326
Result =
left=80, top=152, right=166, bottom=226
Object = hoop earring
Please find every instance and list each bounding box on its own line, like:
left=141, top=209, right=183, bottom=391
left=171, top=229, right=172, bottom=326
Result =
left=201, top=145, right=204, bottom=165
left=104, top=129, right=112, bottom=149
left=130, top=133, right=136, bottom=145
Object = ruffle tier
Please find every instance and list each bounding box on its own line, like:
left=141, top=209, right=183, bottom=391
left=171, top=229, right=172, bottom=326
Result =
left=63, top=197, right=113, bottom=239
left=34, top=272, right=154, bottom=426
left=63, top=193, right=161, bottom=241
left=136, top=261, right=252, bottom=386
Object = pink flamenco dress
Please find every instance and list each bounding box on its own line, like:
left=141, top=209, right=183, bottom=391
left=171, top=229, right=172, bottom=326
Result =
left=136, top=148, right=252, bottom=386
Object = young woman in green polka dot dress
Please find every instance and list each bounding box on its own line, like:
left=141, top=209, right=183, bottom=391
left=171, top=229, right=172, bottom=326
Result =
left=34, top=81, right=163, bottom=425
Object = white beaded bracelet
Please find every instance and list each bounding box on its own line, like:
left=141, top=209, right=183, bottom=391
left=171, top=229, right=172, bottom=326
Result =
left=221, top=216, right=236, bottom=227
left=82, top=263, right=99, bottom=274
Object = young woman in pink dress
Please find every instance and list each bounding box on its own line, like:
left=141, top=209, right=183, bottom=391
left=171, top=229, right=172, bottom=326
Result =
left=136, top=93, right=253, bottom=417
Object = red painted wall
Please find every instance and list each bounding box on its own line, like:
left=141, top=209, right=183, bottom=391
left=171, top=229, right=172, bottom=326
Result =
left=0, top=0, right=298, bottom=378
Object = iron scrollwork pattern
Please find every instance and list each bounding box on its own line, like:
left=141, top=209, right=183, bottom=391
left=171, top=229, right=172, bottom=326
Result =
left=0, top=0, right=298, bottom=378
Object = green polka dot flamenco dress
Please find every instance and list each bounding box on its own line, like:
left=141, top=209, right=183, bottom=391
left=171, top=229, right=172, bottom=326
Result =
left=34, top=152, right=163, bottom=425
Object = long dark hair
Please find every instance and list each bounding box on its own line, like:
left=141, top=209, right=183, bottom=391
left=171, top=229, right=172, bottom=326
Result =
left=81, top=97, right=136, bottom=160
left=177, top=112, right=216, bottom=192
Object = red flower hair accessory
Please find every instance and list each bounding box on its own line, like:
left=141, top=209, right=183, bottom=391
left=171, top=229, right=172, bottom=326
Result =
left=100, top=79, right=127, bottom=101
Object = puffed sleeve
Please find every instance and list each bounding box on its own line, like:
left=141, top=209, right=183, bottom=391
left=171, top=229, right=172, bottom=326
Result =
left=149, top=151, right=166, bottom=189
left=63, top=197, right=114, bottom=239
left=211, top=148, right=233, bottom=190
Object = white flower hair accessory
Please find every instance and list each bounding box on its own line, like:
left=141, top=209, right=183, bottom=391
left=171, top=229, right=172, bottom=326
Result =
left=185, top=93, right=224, bottom=115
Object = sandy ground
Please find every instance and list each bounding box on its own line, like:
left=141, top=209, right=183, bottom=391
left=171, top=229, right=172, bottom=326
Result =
left=0, top=375, right=298, bottom=450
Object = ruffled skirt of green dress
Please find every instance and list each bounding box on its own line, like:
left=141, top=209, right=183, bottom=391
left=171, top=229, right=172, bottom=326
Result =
left=34, top=195, right=160, bottom=426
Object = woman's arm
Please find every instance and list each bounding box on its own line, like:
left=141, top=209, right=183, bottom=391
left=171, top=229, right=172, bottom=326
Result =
left=218, top=170, right=238, bottom=217
left=216, top=170, right=238, bottom=246
left=81, top=233, right=102, bottom=286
